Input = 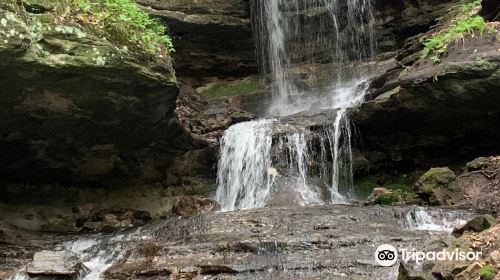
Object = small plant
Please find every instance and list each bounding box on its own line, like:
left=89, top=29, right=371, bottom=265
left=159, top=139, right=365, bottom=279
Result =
left=74, top=0, right=174, bottom=54
left=421, top=0, right=488, bottom=63
left=480, top=265, right=497, bottom=280
left=36, top=0, right=174, bottom=58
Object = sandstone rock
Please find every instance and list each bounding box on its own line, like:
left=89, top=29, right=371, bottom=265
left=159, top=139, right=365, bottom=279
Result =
left=431, top=259, right=470, bottom=280
left=453, top=215, right=496, bottom=236
left=27, top=250, right=83, bottom=277
left=0, top=4, right=183, bottom=185
left=76, top=208, right=153, bottom=232
left=138, top=0, right=256, bottom=78
left=171, top=196, right=221, bottom=217
left=415, top=167, right=460, bottom=206
left=455, top=262, right=485, bottom=280
left=398, top=261, right=434, bottom=280
left=72, top=203, right=95, bottom=224
left=467, top=157, right=493, bottom=171
left=489, top=250, right=500, bottom=266
left=351, top=16, right=500, bottom=171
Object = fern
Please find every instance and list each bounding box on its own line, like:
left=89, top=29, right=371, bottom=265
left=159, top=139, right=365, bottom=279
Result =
left=57, top=0, right=174, bottom=56
left=421, top=0, right=488, bottom=63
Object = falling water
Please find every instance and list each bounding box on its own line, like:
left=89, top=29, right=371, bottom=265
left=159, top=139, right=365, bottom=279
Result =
left=215, top=119, right=276, bottom=211
left=217, top=0, right=376, bottom=210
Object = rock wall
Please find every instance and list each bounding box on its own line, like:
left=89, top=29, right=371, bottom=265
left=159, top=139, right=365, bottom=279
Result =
left=0, top=3, right=186, bottom=184
left=137, top=0, right=257, bottom=81
left=352, top=4, right=500, bottom=170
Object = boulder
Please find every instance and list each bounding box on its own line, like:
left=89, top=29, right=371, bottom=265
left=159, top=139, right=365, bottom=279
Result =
left=467, top=157, right=494, bottom=171
left=414, top=167, right=460, bottom=206
left=458, top=156, right=500, bottom=214
left=431, top=259, right=470, bottom=280
left=27, top=250, right=83, bottom=277
left=453, top=215, right=496, bottom=236
left=171, top=196, right=221, bottom=217
left=489, top=250, right=500, bottom=266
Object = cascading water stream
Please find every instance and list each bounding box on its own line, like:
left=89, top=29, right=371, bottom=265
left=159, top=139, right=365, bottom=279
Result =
left=216, top=0, right=377, bottom=211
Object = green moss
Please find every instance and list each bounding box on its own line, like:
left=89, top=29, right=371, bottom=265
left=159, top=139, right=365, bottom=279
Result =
left=354, top=175, right=413, bottom=198
left=377, top=189, right=417, bottom=205
left=200, top=77, right=265, bottom=100
left=421, top=0, right=489, bottom=63
left=480, top=265, right=497, bottom=280
left=418, top=167, right=457, bottom=191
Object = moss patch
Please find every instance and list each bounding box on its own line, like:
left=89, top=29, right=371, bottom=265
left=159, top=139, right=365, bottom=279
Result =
left=377, top=189, right=418, bottom=205
left=354, top=175, right=413, bottom=198
left=479, top=265, right=497, bottom=280
left=418, top=167, right=457, bottom=191
left=199, top=77, right=265, bottom=100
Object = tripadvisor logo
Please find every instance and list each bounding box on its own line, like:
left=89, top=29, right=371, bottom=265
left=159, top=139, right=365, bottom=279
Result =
left=375, top=244, right=398, bottom=267
left=375, top=244, right=482, bottom=267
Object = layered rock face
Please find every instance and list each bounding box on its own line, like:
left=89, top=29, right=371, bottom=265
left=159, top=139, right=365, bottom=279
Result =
left=137, top=0, right=256, bottom=80
left=352, top=17, right=500, bottom=169
left=373, top=0, right=457, bottom=51
left=0, top=3, right=185, bottom=184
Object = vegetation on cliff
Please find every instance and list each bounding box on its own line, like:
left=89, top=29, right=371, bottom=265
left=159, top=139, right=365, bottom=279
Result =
left=3, top=0, right=173, bottom=60
left=421, top=0, right=488, bottom=63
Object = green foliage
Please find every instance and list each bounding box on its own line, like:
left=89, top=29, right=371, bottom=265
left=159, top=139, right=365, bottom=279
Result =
left=200, top=77, right=265, bottom=99
left=355, top=176, right=413, bottom=198
left=48, top=0, right=173, bottom=56
left=479, top=265, right=497, bottom=280
left=377, top=189, right=417, bottom=205
left=421, top=0, right=487, bottom=63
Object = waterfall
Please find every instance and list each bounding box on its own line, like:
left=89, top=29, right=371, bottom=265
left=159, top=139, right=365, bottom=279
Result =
left=216, top=0, right=376, bottom=211
left=215, top=119, right=276, bottom=211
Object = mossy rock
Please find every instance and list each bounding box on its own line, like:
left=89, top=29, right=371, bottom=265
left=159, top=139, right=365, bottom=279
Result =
left=466, top=157, right=492, bottom=171
left=199, top=77, right=265, bottom=100
left=418, top=167, right=457, bottom=190
left=452, top=214, right=496, bottom=236
left=415, top=167, right=461, bottom=205
left=377, top=189, right=418, bottom=205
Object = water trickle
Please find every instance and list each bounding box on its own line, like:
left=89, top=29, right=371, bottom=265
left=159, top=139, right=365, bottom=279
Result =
left=403, top=207, right=475, bottom=233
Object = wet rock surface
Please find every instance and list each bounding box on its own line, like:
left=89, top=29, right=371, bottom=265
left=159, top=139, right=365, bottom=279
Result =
left=98, top=205, right=472, bottom=279
left=74, top=205, right=153, bottom=232
left=27, top=250, right=83, bottom=277
left=171, top=196, right=221, bottom=217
